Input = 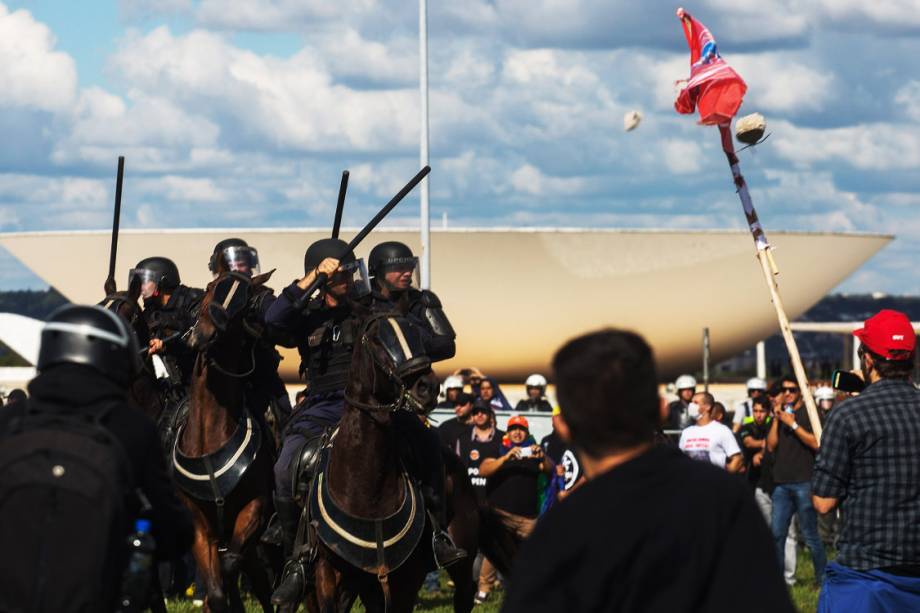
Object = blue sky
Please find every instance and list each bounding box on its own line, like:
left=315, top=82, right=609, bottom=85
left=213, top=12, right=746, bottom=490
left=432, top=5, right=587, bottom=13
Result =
left=1, top=0, right=919, bottom=293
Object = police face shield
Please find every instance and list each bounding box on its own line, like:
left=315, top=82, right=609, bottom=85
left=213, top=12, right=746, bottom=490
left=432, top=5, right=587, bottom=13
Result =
left=379, top=256, right=420, bottom=292
left=327, top=258, right=371, bottom=299
left=129, top=268, right=161, bottom=299
left=216, top=246, right=261, bottom=278
left=376, top=317, right=431, bottom=378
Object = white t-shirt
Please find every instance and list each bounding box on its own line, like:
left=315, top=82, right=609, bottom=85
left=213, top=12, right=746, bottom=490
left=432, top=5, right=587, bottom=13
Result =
left=678, top=421, right=741, bottom=468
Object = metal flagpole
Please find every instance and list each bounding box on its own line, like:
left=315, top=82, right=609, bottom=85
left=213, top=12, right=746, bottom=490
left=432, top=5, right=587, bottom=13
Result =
left=419, top=0, right=431, bottom=290
left=718, top=124, right=822, bottom=442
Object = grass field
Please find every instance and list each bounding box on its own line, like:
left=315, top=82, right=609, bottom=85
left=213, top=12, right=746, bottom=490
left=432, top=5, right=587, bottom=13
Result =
left=166, top=548, right=824, bottom=612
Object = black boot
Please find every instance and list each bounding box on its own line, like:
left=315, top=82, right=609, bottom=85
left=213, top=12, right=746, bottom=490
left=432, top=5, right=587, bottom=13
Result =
left=422, top=486, right=467, bottom=569
left=270, top=496, right=308, bottom=606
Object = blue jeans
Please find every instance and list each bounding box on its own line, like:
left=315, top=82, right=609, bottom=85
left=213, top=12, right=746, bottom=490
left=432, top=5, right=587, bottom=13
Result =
left=772, top=481, right=826, bottom=581
left=819, top=562, right=920, bottom=612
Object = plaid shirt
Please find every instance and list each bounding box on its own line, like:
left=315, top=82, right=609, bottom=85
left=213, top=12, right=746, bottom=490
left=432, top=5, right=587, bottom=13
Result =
left=813, top=379, right=920, bottom=570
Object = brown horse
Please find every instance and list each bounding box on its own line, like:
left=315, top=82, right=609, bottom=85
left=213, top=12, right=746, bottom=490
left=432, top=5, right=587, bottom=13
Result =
left=303, top=313, right=520, bottom=613
left=176, top=270, right=276, bottom=612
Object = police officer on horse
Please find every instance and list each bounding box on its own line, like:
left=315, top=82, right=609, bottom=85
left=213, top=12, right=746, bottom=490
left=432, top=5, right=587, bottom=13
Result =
left=132, top=256, right=203, bottom=447
left=265, top=238, right=464, bottom=606
left=208, top=238, right=292, bottom=441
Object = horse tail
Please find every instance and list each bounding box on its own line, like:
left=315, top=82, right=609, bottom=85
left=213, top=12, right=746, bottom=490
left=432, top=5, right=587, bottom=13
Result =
left=476, top=504, right=523, bottom=579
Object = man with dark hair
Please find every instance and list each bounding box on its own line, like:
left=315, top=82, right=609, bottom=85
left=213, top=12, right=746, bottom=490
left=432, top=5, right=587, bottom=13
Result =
left=678, top=391, right=742, bottom=472
left=767, top=374, right=826, bottom=584
left=438, top=391, right=475, bottom=451
left=813, top=310, right=920, bottom=611
left=503, top=329, right=793, bottom=613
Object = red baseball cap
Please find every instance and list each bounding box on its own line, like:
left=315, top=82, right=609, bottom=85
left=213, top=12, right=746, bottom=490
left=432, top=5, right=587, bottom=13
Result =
left=506, top=415, right=529, bottom=430
left=853, top=309, right=916, bottom=360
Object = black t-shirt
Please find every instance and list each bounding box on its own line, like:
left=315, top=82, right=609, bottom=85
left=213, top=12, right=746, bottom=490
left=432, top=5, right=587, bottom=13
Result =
left=457, top=429, right=504, bottom=501
left=502, top=446, right=794, bottom=613
left=738, top=419, right=773, bottom=492
left=541, top=431, right=582, bottom=491
left=437, top=417, right=471, bottom=453
left=666, top=399, right=688, bottom=430
left=486, top=451, right=542, bottom=518
left=772, top=407, right=818, bottom=484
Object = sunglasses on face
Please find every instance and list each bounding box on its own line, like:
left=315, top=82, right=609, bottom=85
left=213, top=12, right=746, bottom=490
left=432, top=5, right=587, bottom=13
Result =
left=782, top=387, right=800, bottom=393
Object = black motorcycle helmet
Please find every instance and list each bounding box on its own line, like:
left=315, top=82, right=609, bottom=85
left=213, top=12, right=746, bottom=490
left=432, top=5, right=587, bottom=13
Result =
left=209, top=237, right=248, bottom=273
left=37, top=305, right=140, bottom=386
left=368, top=241, right=415, bottom=277
left=132, top=256, right=180, bottom=293
left=304, top=238, right=354, bottom=274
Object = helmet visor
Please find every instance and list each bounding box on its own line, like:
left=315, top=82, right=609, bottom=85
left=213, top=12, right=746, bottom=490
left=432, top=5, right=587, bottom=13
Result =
left=378, top=256, right=420, bottom=291
left=219, top=246, right=261, bottom=278
left=327, top=258, right=371, bottom=299
left=129, top=268, right=161, bottom=299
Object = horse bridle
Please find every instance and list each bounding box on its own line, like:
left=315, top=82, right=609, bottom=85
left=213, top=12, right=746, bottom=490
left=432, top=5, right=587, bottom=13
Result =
left=194, top=277, right=257, bottom=379
left=343, top=314, right=431, bottom=420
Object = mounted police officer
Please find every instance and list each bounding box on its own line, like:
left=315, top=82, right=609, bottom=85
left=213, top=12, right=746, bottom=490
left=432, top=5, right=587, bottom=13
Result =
left=264, top=238, right=464, bottom=605
left=208, top=238, right=292, bottom=440
left=366, top=241, right=456, bottom=361
left=131, top=256, right=203, bottom=447
left=366, top=240, right=466, bottom=563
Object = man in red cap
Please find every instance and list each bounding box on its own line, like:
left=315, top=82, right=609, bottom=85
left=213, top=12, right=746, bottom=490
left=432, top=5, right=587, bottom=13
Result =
left=813, top=309, right=920, bottom=612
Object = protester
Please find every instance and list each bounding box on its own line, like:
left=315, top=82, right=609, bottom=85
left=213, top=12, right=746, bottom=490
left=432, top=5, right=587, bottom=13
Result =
left=767, top=375, right=826, bottom=584
left=712, top=401, right=732, bottom=428
left=733, top=377, right=768, bottom=432
left=478, top=376, right=512, bottom=412
left=514, top=374, right=553, bottom=412
left=502, top=329, right=793, bottom=613
left=813, top=310, right=920, bottom=612
left=4, top=388, right=26, bottom=408
left=438, top=391, right=475, bottom=451
left=678, top=391, right=743, bottom=472
left=457, top=404, right=504, bottom=500
left=477, top=414, right=551, bottom=604
left=540, top=406, right=583, bottom=505
left=0, top=305, right=194, bottom=612
left=666, top=374, right=696, bottom=429
left=740, top=396, right=798, bottom=584
left=436, top=375, right=465, bottom=409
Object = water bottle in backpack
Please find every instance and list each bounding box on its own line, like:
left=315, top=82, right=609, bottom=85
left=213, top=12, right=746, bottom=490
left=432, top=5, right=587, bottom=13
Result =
left=117, top=519, right=156, bottom=612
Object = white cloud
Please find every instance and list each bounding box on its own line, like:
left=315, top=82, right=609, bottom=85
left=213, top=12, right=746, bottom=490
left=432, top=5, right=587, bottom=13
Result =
left=0, top=4, right=77, bottom=112
left=662, top=139, right=703, bottom=174
left=772, top=120, right=920, bottom=170
left=509, top=164, right=586, bottom=197
left=895, top=81, right=920, bottom=122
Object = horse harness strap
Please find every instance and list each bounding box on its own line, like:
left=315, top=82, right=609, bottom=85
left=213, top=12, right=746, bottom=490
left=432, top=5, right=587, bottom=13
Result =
left=201, top=453, right=228, bottom=553
left=375, top=518, right=392, bottom=613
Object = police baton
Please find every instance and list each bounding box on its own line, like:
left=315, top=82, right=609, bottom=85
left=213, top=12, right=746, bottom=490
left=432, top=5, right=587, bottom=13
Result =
left=331, top=170, right=349, bottom=239
left=104, top=156, right=125, bottom=295
left=294, top=165, right=431, bottom=309
left=137, top=331, right=182, bottom=356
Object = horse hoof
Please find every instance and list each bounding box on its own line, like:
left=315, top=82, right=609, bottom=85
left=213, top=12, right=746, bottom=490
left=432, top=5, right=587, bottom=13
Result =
left=206, top=592, right=229, bottom=612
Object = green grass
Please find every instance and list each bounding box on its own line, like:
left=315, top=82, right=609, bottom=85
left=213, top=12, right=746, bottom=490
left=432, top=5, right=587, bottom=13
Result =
left=165, top=548, right=824, bottom=612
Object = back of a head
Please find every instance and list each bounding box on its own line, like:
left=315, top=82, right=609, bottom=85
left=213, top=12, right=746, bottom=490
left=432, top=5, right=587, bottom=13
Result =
left=552, top=329, right=659, bottom=457
left=37, top=304, right=140, bottom=386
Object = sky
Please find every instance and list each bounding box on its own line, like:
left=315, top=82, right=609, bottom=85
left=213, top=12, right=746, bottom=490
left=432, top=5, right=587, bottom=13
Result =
left=1, top=0, right=919, bottom=293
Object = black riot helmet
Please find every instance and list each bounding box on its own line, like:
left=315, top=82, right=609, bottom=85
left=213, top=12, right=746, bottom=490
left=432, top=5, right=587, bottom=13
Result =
left=209, top=237, right=248, bottom=273
left=304, top=238, right=354, bottom=273
left=304, top=238, right=370, bottom=298
left=131, top=256, right=180, bottom=296
left=209, top=238, right=260, bottom=278
left=37, top=304, right=140, bottom=386
left=368, top=241, right=416, bottom=277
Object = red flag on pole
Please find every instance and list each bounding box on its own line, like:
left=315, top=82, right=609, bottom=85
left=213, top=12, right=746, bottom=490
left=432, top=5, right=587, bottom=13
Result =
left=674, top=7, right=747, bottom=125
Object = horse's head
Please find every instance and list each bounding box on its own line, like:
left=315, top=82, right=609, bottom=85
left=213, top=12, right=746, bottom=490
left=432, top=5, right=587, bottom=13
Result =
left=99, top=273, right=149, bottom=345
left=347, top=312, right=440, bottom=420
left=189, top=270, right=259, bottom=350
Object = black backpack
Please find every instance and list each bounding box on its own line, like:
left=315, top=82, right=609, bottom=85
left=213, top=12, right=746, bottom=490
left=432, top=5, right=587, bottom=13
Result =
left=0, top=400, right=134, bottom=613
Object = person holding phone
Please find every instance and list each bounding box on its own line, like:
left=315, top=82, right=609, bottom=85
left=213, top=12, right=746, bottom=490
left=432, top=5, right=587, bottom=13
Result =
left=476, top=415, right=553, bottom=602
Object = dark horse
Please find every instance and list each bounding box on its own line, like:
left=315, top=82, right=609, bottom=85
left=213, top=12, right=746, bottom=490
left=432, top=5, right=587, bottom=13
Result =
left=174, top=270, right=276, bottom=612
left=302, top=313, right=520, bottom=613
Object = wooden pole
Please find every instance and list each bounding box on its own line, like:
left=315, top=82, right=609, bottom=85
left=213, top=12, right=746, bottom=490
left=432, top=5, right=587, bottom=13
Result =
left=718, top=125, right=822, bottom=442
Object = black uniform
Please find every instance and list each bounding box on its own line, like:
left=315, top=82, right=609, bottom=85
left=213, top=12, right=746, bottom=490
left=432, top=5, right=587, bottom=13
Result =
left=367, top=285, right=456, bottom=362
left=514, top=398, right=553, bottom=412
left=143, top=284, right=204, bottom=386
left=3, top=364, right=195, bottom=608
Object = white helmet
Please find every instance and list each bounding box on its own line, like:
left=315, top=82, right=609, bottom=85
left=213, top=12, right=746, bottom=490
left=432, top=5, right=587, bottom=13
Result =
left=443, top=375, right=464, bottom=390
left=525, top=374, right=547, bottom=388
left=675, top=374, right=697, bottom=390
left=814, top=386, right=835, bottom=402
left=746, top=377, right=767, bottom=391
